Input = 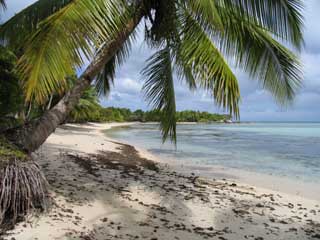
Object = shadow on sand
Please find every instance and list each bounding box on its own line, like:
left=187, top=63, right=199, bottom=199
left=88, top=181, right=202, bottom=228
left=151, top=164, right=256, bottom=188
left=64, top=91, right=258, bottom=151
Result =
left=26, top=141, right=320, bottom=240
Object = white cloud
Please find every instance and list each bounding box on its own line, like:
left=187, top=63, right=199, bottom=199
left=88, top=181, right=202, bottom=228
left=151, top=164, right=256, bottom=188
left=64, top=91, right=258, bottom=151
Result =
left=115, top=78, right=142, bottom=95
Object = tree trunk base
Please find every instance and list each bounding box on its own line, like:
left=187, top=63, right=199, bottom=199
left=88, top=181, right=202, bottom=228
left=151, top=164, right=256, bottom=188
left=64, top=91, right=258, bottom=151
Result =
left=0, top=137, right=49, bottom=232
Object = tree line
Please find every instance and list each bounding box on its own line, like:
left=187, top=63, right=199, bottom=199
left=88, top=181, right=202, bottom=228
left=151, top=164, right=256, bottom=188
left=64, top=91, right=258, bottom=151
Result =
left=0, top=46, right=230, bottom=131
left=69, top=106, right=231, bottom=123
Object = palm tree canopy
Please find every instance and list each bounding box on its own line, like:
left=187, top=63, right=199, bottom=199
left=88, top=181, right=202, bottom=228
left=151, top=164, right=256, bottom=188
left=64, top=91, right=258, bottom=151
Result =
left=69, top=86, right=101, bottom=123
left=0, top=0, right=304, bottom=143
left=0, top=0, right=71, bottom=49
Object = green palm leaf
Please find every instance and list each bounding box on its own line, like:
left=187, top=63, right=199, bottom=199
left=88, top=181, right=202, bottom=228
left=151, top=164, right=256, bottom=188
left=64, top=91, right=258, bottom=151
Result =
left=184, top=0, right=222, bottom=30
left=215, top=8, right=302, bottom=104
left=177, top=12, right=241, bottom=117
left=95, top=55, right=116, bottom=97
left=95, top=29, right=136, bottom=96
left=70, top=87, right=100, bottom=122
left=142, top=46, right=177, bottom=143
left=0, top=0, right=72, bottom=49
left=217, top=0, right=304, bottom=49
left=16, top=0, right=128, bottom=103
left=173, top=45, right=197, bottom=90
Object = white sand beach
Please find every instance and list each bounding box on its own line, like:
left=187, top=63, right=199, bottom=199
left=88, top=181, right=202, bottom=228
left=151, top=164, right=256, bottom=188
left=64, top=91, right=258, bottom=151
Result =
left=3, top=123, right=320, bottom=240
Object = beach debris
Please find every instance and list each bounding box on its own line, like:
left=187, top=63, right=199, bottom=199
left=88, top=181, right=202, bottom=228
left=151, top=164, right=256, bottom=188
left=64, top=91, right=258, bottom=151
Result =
left=2, top=137, right=319, bottom=240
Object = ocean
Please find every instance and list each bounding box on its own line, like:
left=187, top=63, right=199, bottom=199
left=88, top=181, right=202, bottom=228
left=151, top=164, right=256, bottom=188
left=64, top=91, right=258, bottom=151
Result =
left=105, top=122, right=320, bottom=184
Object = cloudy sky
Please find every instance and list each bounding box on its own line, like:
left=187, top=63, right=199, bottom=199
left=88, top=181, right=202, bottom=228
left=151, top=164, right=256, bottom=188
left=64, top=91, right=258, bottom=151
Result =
left=3, top=1, right=320, bottom=121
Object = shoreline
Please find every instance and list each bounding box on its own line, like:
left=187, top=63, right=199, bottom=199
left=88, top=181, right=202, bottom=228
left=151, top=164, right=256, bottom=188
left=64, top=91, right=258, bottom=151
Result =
left=105, top=123, right=320, bottom=202
left=4, top=122, right=320, bottom=240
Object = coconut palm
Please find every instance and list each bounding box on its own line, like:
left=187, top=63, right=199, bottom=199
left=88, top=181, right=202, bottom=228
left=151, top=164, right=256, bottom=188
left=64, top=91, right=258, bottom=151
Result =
left=1, top=0, right=304, bottom=150
left=0, top=0, right=304, bottom=226
left=69, top=86, right=101, bottom=123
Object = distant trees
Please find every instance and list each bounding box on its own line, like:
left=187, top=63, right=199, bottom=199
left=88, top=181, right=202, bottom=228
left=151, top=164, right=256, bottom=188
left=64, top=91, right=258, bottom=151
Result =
left=68, top=87, right=101, bottom=123
left=176, top=111, right=229, bottom=123
left=67, top=105, right=231, bottom=123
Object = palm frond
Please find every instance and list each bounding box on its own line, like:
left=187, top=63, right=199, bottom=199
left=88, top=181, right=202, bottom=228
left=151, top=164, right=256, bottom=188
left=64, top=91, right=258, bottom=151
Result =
left=217, top=0, right=304, bottom=49
left=70, top=87, right=100, bottom=122
left=142, top=47, right=177, bottom=143
left=16, top=0, right=128, bottom=103
left=178, top=12, right=241, bottom=117
left=0, top=0, right=6, bottom=10
left=144, top=0, right=178, bottom=48
left=183, top=0, right=222, bottom=30
left=167, top=6, right=197, bottom=91
left=70, top=98, right=99, bottom=122
left=0, top=0, right=72, bottom=49
left=216, top=10, right=302, bottom=104
left=173, top=46, right=197, bottom=90
left=95, top=27, right=136, bottom=96
left=95, top=56, right=116, bottom=97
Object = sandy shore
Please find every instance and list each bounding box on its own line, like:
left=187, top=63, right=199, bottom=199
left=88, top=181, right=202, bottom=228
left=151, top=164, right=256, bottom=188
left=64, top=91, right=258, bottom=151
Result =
left=2, top=123, right=320, bottom=240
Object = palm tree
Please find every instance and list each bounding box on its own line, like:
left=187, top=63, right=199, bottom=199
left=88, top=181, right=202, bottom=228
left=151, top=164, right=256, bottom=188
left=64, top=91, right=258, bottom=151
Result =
left=1, top=0, right=304, bottom=151
left=0, top=0, right=304, bottom=226
left=69, top=86, right=101, bottom=123
left=3, top=0, right=304, bottom=147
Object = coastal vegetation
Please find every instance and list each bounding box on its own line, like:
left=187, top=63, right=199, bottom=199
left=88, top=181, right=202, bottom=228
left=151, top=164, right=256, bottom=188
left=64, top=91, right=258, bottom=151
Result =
left=70, top=106, right=231, bottom=123
left=0, top=0, right=304, bottom=230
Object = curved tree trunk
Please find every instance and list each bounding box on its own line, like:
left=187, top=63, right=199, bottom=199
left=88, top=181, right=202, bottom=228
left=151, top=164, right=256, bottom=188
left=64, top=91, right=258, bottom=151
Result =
left=5, top=5, right=144, bottom=153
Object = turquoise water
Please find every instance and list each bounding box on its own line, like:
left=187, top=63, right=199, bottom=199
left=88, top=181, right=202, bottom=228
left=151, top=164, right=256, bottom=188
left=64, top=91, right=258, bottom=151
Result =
left=106, top=123, right=320, bottom=183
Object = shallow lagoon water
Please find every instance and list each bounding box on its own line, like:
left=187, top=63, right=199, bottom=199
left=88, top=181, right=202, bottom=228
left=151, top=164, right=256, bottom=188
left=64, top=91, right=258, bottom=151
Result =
left=106, top=122, right=320, bottom=184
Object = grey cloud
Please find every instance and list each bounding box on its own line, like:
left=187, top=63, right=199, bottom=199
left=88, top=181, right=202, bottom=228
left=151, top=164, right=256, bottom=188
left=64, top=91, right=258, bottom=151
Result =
left=304, top=0, right=320, bottom=53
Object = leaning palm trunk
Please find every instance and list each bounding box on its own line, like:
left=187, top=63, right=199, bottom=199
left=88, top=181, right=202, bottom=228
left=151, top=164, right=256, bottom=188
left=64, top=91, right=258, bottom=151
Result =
left=6, top=9, right=143, bottom=153
left=1, top=3, right=144, bottom=228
